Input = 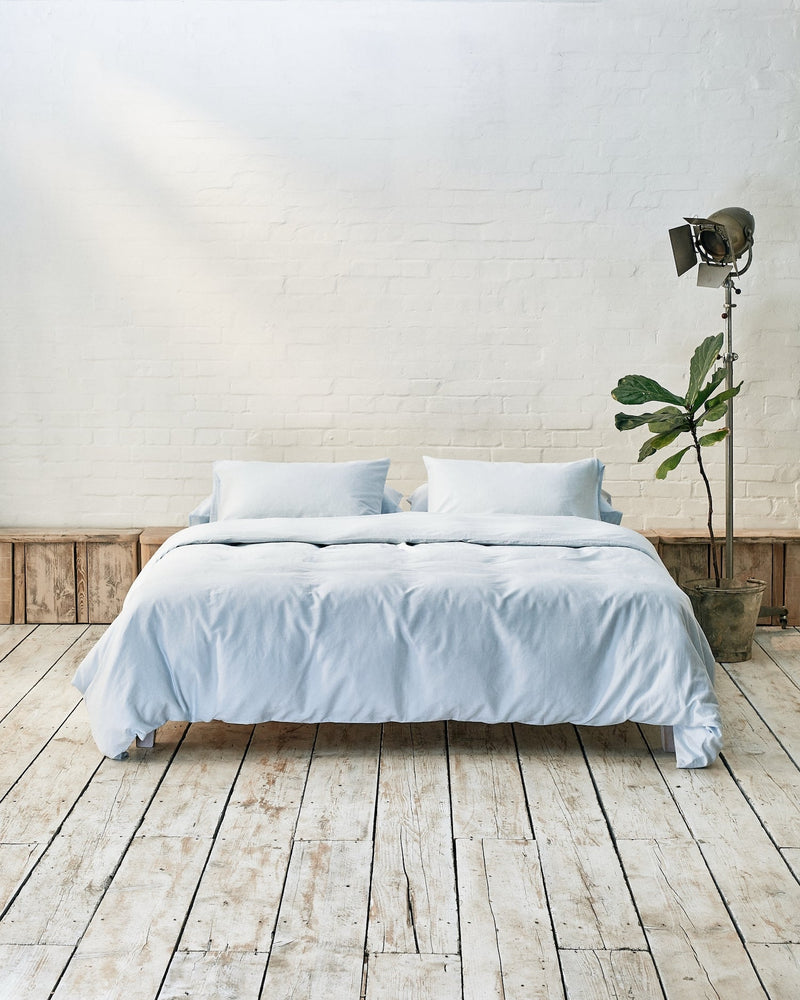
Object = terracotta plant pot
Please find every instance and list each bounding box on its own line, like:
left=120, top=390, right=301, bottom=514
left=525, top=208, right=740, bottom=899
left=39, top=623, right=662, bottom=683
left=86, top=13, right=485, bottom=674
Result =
left=683, top=577, right=766, bottom=662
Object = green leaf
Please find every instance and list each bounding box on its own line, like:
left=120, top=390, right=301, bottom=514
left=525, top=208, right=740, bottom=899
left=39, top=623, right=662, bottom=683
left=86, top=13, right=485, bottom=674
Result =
left=686, top=334, right=724, bottom=409
left=692, top=366, right=727, bottom=410
left=615, top=406, right=687, bottom=433
left=698, top=429, right=729, bottom=447
left=697, top=402, right=727, bottom=425
left=647, top=410, right=690, bottom=434
left=704, top=381, right=742, bottom=410
left=615, top=411, right=662, bottom=431
left=611, top=375, right=685, bottom=407
left=638, top=428, right=683, bottom=462
left=655, top=446, right=691, bottom=479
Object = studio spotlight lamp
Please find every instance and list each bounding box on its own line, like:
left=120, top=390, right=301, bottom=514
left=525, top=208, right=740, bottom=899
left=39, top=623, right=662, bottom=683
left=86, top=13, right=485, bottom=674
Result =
left=669, top=208, right=755, bottom=288
left=668, top=208, right=755, bottom=581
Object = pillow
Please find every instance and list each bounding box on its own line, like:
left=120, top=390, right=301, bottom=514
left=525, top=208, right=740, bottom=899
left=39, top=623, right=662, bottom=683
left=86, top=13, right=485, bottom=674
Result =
left=211, top=458, right=390, bottom=520
left=408, top=483, right=429, bottom=512
left=188, top=494, right=214, bottom=525
left=408, top=480, right=623, bottom=523
left=381, top=486, right=404, bottom=514
left=422, top=456, right=605, bottom=520
left=599, top=489, right=623, bottom=525
left=189, top=481, right=403, bottom=524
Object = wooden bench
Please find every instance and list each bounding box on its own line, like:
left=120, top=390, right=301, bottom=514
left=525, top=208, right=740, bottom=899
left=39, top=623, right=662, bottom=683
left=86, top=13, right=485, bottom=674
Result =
left=0, top=529, right=141, bottom=624
left=2, top=526, right=798, bottom=626
left=650, top=529, right=800, bottom=626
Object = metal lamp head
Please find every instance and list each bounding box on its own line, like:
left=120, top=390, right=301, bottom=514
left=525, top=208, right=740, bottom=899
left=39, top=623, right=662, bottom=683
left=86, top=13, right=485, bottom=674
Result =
left=669, top=207, right=755, bottom=287
left=696, top=208, right=755, bottom=264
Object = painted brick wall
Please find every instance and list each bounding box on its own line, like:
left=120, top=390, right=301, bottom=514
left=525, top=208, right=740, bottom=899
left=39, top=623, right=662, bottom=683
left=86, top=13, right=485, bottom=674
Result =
left=1, top=0, right=798, bottom=530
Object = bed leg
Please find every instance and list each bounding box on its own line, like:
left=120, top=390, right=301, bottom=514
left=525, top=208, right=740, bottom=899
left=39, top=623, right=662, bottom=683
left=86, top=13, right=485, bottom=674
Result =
left=136, top=730, right=156, bottom=749
left=661, top=725, right=675, bottom=754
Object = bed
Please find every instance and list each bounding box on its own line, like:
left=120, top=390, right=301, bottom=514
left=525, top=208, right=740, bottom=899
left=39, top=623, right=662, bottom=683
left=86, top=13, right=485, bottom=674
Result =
left=73, top=457, right=722, bottom=768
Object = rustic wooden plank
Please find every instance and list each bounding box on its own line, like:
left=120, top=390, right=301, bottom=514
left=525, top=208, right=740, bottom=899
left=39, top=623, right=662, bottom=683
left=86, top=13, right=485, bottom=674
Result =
left=179, top=721, right=316, bottom=953
left=644, top=727, right=800, bottom=943
left=0, top=624, right=87, bottom=721
left=0, top=529, right=143, bottom=543
left=25, top=542, right=76, bottom=624
left=723, top=641, right=800, bottom=762
left=158, top=950, right=267, bottom=1000
left=0, top=543, right=12, bottom=624
left=0, top=722, right=186, bottom=947
left=559, top=949, right=664, bottom=1000
left=139, top=527, right=181, bottom=568
left=748, top=943, right=800, bottom=1000
left=137, top=721, right=253, bottom=838
left=714, top=669, right=800, bottom=848
left=654, top=529, right=800, bottom=545
left=365, top=953, right=461, bottom=1000
left=515, top=724, right=646, bottom=951
left=0, top=704, right=102, bottom=847
left=538, top=838, right=647, bottom=951
left=658, top=541, right=709, bottom=587
left=13, top=542, right=26, bottom=623
left=754, top=627, right=800, bottom=688
left=261, top=839, right=372, bottom=1000
left=0, top=704, right=105, bottom=913
left=87, top=538, right=139, bottom=623
left=75, top=541, right=89, bottom=624
left=772, top=541, right=786, bottom=626
left=0, top=843, right=40, bottom=915
left=620, top=838, right=770, bottom=999
left=0, top=624, right=36, bottom=661
left=516, top=724, right=615, bottom=842
left=785, top=544, right=800, bottom=624
left=0, top=944, right=74, bottom=1000
left=294, top=722, right=381, bottom=841
left=368, top=722, right=458, bottom=955
left=456, top=838, right=564, bottom=1000
left=784, top=847, right=800, bottom=880
left=578, top=723, right=691, bottom=841
left=50, top=835, right=216, bottom=1000
left=0, top=625, right=104, bottom=799
left=447, top=722, right=531, bottom=840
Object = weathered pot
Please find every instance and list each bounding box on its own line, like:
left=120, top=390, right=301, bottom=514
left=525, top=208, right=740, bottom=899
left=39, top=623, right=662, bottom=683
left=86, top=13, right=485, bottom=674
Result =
left=683, top=577, right=766, bottom=662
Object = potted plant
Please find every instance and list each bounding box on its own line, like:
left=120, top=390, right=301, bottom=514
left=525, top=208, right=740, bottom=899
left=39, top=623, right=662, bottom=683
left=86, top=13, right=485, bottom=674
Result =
left=612, top=332, right=765, bottom=661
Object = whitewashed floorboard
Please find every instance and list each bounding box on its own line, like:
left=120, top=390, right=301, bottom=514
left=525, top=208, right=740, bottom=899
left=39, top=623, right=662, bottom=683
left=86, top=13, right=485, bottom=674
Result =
left=0, top=624, right=36, bottom=661
left=457, top=837, right=564, bottom=1000
left=448, top=722, right=531, bottom=840
left=157, top=949, right=267, bottom=1000
left=516, top=724, right=646, bottom=951
left=177, top=721, right=315, bottom=953
left=261, top=839, right=373, bottom=1000
left=559, top=949, right=665, bottom=1000
left=644, top=726, right=800, bottom=944
left=365, top=953, right=462, bottom=1000
left=368, top=722, right=458, bottom=955
left=620, top=837, right=770, bottom=999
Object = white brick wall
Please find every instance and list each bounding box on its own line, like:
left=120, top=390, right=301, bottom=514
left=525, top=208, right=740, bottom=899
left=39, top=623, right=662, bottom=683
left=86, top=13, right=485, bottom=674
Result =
left=1, top=0, right=798, bottom=530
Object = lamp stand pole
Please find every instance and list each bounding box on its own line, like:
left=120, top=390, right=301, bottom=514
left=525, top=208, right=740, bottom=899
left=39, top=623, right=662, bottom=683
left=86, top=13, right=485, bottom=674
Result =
left=723, top=275, right=737, bottom=581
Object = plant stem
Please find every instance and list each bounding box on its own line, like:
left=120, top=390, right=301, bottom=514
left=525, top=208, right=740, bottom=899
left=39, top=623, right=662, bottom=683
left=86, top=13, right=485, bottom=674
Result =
left=690, top=422, right=722, bottom=586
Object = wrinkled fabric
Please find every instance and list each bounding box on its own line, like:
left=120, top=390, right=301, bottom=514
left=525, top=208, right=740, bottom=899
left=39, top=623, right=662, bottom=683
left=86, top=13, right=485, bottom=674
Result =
left=73, top=513, right=721, bottom=767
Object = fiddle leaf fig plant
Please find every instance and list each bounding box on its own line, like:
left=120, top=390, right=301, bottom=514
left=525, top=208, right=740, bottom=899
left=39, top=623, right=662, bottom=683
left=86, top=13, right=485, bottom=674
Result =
left=611, top=333, right=742, bottom=586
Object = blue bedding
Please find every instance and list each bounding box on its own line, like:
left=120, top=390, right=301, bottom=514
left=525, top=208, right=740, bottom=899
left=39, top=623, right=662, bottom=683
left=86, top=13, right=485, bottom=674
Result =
left=73, top=513, right=721, bottom=767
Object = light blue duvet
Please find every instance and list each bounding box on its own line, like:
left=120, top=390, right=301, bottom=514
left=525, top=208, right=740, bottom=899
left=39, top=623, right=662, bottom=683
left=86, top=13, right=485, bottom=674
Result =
left=73, top=513, right=722, bottom=767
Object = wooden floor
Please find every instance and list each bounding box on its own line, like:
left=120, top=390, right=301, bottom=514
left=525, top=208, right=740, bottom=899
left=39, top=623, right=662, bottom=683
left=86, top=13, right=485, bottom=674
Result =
left=1, top=626, right=800, bottom=999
